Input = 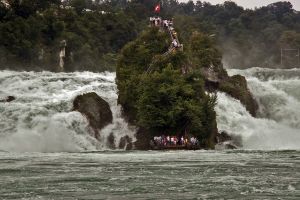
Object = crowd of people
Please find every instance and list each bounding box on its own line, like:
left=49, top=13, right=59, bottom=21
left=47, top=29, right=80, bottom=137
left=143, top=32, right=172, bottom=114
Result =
left=150, top=17, right=162, bottom=27
left=151, top=135, right=199, bottom=147
left=149, top=16, right=181, bottom=49
left=150, top=17, right=173, bottom=29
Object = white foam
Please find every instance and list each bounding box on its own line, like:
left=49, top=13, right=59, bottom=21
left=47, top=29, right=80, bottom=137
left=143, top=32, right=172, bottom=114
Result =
left=2, top=68, right=299, bottom=152
left=0, top=70, right=136, bottom=152
left=216, top=68, right=300, bottom=150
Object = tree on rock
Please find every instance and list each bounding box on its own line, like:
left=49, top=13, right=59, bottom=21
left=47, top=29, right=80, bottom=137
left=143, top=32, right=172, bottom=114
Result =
left=117, top=27, right=218, bottom=149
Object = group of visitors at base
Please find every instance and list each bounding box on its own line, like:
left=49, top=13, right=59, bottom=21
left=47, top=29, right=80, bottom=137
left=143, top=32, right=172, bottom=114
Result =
left=151, top=135, right=199, bottom=147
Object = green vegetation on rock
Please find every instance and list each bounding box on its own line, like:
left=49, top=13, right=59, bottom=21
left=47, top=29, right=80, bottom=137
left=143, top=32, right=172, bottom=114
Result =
left=117, top=27, right=220, bottom=149
left=117, top=21, right=260, bottom=148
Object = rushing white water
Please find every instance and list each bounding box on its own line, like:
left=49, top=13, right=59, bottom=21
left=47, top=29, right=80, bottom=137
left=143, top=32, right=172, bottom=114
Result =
left=1, top=68, right=299, bottom=152
left=0, top=71, right=136, bottom=152
left=216, top=67, right=300, bottom=150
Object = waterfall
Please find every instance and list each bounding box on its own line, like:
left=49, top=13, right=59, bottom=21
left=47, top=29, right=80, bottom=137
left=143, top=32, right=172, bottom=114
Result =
left=216, top=67, right=300, bottom=150
left=0, top=71, right=136, bottom=152
left=59, top=40, right=66, bottom=70
left=1, top=68, right=299, bottom=152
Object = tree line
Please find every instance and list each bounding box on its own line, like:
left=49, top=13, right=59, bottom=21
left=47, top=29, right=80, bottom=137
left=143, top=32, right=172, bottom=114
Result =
left=1, top=0, right=300, bottom=71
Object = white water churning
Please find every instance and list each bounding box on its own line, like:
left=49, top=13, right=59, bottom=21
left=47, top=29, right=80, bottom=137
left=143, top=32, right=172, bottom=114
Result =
left=0, top=68, right=299, bottom=152
left=0, top=71, right=136, bottom=152
left=216, top=67, right=300, bottom=150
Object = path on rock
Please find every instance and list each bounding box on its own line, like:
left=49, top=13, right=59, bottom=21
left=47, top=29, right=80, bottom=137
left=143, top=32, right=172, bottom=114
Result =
left=146, top=17, right=183, bottom=74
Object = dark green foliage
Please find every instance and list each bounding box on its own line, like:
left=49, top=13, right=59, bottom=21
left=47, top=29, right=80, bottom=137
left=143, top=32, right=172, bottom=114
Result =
left=189, top=31, right=222, bottom=69
left=278, top=31, right=300, bottom=67
left=279, top=31, right=300, bottom=48
left=0, top=0, right=138, bottom=71
left=117, top=28, right=218, bottom=148
left=137, top=67, right=196, bottom=130
left=136, top=66, right=217, bottom=148
left=166, top=1, right=300, bottom=68
left=116, top=27, right=170, bottom=121
left=1, top=0, right=300, bottom=70
left=70, top=0, right=86, bottom=14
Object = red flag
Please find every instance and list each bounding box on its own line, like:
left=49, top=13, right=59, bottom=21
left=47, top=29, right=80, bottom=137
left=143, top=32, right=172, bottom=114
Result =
left=154, top=4, right=160, bottom=13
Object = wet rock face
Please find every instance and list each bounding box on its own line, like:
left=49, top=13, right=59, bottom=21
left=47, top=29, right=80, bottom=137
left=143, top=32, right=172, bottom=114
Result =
left=202, top=67, right=258, bottom=117
left=107, top=133, right=116, bottom=149
left=119, top=135, right=133, bottom=150
left=215, top=131, right=242, bottom=150
left=216, top=131, right=232, bottom=143
left=73, top=92, right=113, bottom=139
left=219, top=75, right=258, bottom=117
left=133, top=127, right=152, bottom=150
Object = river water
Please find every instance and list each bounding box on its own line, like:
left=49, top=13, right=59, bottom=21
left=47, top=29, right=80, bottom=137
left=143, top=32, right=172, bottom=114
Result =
left=0, top=150, right=299, bottom=199
left=0, top=68, right=299, bottom=199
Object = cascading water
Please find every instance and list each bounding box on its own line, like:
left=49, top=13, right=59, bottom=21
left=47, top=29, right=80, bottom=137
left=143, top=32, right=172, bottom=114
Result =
left=1, top=68, right=299, bottom=152
left=0, top=71, right=136, bottom=152
left=216, top=67, right=300, bottom=150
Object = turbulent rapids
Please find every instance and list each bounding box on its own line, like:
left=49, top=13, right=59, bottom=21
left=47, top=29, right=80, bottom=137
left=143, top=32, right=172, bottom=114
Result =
left=217, top=67, right=300, bottom=150
left=0, top=71, right=135, bottom=152
left=0, top=68, right=300, bottom=152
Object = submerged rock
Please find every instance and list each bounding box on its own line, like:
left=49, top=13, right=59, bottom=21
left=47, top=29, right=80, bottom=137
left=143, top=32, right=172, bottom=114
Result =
left=73, top=92, right=113, bottom=139
left=215, top=141, right=238, bottom=150
left=215, top=131, right=242, bottom=150
left=107, top=133, right=116, bottom=149
left=216, top=131, right=232, bottom=143
left=0, top=96, right=15, bottom=102
left=119, top=135, right=133, bottom=150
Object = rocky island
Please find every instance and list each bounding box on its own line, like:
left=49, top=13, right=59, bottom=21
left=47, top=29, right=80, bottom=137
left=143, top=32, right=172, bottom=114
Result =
left=116, top=25, right=258, bottom=150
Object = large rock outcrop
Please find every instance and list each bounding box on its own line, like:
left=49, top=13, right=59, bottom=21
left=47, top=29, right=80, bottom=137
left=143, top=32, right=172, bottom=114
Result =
left=202, top=67, right=258, bottom=116
left=219, top=75, right=258, bottom=117
left=117, top=28, right=259, bottom=150
left=73, top=92, right=113, bottom=139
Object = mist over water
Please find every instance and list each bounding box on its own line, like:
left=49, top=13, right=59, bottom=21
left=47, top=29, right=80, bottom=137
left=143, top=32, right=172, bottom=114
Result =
left=216, top=67, right=300, bottom=150
left=0, top=71, right=135, bottom=152
left=0, top=68, right=299, bottom=152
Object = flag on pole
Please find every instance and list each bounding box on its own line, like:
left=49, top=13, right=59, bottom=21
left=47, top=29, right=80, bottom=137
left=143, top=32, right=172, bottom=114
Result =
left=154, top=3, right=161, bottom=13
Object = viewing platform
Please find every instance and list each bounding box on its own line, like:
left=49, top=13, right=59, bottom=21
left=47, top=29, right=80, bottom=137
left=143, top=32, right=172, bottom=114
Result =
left=150, top=136, right=200, bottom=150
left=150, top=144, right=201, bottom=150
